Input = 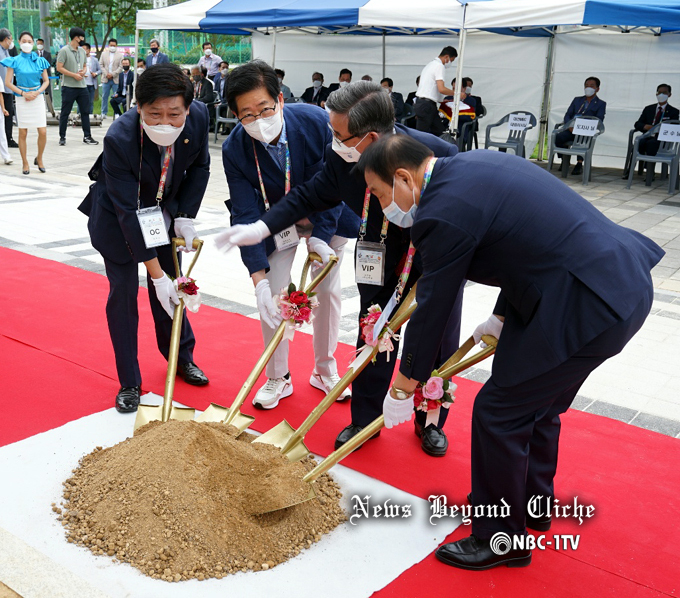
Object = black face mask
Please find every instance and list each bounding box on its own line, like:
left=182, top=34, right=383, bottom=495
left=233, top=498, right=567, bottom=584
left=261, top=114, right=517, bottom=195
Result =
left=122, top=65, right=130, bottom=71
left=193, top=75, right=201, bottom=82
left=150, top=47, right=159, bottom=53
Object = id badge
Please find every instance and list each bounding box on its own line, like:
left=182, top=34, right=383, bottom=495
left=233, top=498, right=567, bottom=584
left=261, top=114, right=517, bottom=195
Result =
left=355, top=241, right=385, bottom=286
left=136, top=205, right=170, bottom=249
left=274, top=225, right=300, bottom=251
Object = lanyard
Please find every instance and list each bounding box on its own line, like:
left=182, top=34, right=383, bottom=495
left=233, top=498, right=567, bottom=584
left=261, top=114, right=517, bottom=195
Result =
left=252, top=139, right=291, bottom=210
left=359, top=187, right=389, bottom=244
left=394, top=156, right=437, bottom=302
left=137, top=121, right=173, bottom=210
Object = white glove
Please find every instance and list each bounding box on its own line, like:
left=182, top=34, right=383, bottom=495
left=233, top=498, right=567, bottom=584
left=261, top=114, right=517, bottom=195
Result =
left=307, top=236, right=336, bottom=266
left=255, top=279, right=283, bottom=330
left=152, top=273, right=180, bottom=319
left=214, top=220, right=271, bottom=253
left=383, top=390, right=415, bottom=429
left=472, top=314, right=504, bottom=347
left=173, top=217, right=197, bottom=252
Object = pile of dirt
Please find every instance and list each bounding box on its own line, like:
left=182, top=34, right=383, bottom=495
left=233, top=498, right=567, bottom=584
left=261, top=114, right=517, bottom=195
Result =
left=57, top=420, right=345, bottom=581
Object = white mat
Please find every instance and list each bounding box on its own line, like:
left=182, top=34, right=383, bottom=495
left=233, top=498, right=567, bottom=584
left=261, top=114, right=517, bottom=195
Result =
left=0, top=400, right=460, bottom=598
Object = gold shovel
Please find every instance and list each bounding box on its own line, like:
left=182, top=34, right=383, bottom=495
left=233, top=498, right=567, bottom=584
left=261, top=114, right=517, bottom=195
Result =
left=252, top=334, right=498, bottom=515
left=134, top=237, right=203, bottom=432
left=252, top=284, right=418, bottom=461
left=195, top=252, right=338, bottom=433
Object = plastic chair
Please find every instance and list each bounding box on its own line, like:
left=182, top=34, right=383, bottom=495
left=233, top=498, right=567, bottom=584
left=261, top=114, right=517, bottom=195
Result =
left=548, top=116, right=605, bottom=185
left=471, top=104, right=487, bottom=149
left=626, top=120, right=680, bottom=194
left=214, top=103, right=239, bottom=143
left=484, top=111, right=537, bottom=158
left=622, top=128, right=644, bottom=178
left=399, top=103, right=415, bottom=126
left=284, top=96, right=303, bottom=104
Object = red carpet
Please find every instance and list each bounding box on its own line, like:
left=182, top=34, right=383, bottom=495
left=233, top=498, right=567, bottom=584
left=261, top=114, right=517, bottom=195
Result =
left=1, top=247, right=678, bottom=597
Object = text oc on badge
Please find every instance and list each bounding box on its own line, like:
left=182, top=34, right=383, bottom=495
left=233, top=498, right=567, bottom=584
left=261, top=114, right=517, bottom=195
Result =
left=137, top=205, right=170, bottom=249
left=355, top=241, right=385, bottom=286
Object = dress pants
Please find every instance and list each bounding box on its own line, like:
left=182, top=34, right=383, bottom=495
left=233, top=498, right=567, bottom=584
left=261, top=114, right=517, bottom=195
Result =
left=0, top=112, right=10, bottom=161
left=2, top=92, right=14, bottom=143
left=350, top=270, right=465, bottom=429
left=415, top=98, right=446, bottom=136
left=103, top=244, right=196, bottom=388
left=59, top=86, right=92, bottom=139
left=101, top=79, right=116, bottom=116
left=555, top=129, right=583, bottom=162
left=261, top=235, right=347, bottom=380
left=639, top=136, right=661, bottom=158
left=110, top=95, right=128, bottom=116
left=470, top=287, right=653, bottom=540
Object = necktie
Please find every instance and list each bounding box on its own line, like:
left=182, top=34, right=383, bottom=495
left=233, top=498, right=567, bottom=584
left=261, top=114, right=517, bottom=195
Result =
left=654, top=106, right=663, bottom=125
left=275, top=143, right=286, bottom=172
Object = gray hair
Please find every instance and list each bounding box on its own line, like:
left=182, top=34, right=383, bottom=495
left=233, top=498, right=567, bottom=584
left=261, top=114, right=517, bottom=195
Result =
left=325, top=81, right=395, bottom=137
left=150, top=38, right=160, bottom=46
left=0, top=29, right=11, bottom=42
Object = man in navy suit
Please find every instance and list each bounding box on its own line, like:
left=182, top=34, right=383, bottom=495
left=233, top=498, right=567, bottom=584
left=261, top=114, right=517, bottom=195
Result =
left=145, top=39, right=170, bottom=67
left=216, top=81, right=464, bottom=457
left=358, top=135, right=663, bottom=570
left=109, top=57, right=134, bottom=117
left=220, top=60, right=359, bottom=409
left=634, top=83, right=679, bottom=160
left=555, top=76, right=606, bottom=175
left=300, top=72, right=330, bottom=107
left=78, top=63, right=210, bottom=413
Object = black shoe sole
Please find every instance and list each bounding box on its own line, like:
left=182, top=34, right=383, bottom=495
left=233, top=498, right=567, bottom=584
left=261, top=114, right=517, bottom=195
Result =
left=177, top=375, right=209, bottom=386
left=421, top=444, right=448, bottom=457
left=435, top=551, right=532, bottom=570
left=115, top=403, right=139, bottom=413
left=334, top=431, right=380, bottom=450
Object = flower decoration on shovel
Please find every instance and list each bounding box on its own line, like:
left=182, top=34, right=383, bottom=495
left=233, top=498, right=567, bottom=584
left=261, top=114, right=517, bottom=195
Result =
left=174, top=276, right=201, bottom=313
left=359, top=304, right=400, bottom=362
left=276, top=282, right=319, bottom=340
left=414, top=370, right=457, bottom=413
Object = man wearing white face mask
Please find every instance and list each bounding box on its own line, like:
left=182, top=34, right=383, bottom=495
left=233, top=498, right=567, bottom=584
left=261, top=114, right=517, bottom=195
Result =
left=301, top=72, right=329, bottom=107
left=275, top=68, right=292, bottom=100
left=215, top=81, right=464, bottom=457
left=219, top=60, right=359, bottom=409
left=415, top=46, right=458, bottom=135
left=555, top=76, right=606, bottom=176
left=328, top=68, right=352, bottom=94
left=198, top=41, right=223, bottom=82
left=632, top=83, right=679, bottom=170
left=78, top=63, right=211, bottom=414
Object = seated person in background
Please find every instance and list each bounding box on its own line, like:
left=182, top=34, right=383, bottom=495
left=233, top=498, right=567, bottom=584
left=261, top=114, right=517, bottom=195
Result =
left=110, top=57, right=134, bottom=118
left=466, top=77, right=484, bottom=119
left=191, top=65, right=216, bottom=128
left=275, top=68, right=292, bottom=99
left=301, top=72, right=329, bottom=107
left=214, top=60, right=230, bottom=100
left=361, top=74, right=373, bottom=82
left=328, top=68, right=352, bottom=93
left=555, top=76, right=606, bottom=176
left=405, top=76, right=420, bottom=128
left=439, top=77, right=476, bottom=144
left=136, top=58, right=146, bottom=78
left=381, top=77, right=404, bottom=121
left=634, top=83, right=679, bottom=160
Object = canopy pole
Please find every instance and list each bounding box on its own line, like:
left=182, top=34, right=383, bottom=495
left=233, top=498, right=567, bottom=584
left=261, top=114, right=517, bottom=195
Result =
left=132, top=28, right=140, bottom=108
left=272, top=28, right=277, bottom=67
left=450, top=17, right=467, bottom=137
left=382, top=30, right=386, bottom=79
left=537, top=28, right=557, bottom=161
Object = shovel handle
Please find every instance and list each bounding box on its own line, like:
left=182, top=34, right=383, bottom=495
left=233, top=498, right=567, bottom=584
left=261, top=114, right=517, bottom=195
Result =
left=171, top=237, right=204, bottom=279
left=223, top=253, right=338, bottom=426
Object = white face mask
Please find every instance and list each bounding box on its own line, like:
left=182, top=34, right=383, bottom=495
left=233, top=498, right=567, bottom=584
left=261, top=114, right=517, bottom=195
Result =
left=382, top=176, right=417, bottom=228
left=136, top=67, right=145, bottom=76
left=444, top=58, right=453, bottom=68
left=204, top=48, right=212, bottom=56
left=221, top=68, right=228, bottom=76
left=242, top=107, right=283, bottom=144
left=339, top=81, right=349, bottom=88
left=465, top=86, right=472, bottom=95
left=141, top=115, right=186, bottom=146
left=313, top=80, right=322, bottom=88
left=109, top=46, right=116, bottom=52
left=36, top=44, right=44, bottom=51
left=657, top=93, right=669, bottom=103
left=8, top=41, right=15, bottom=50
left=277, top=77, right=283, bottom=85
left=331, top=132, right=369, bottom=163
left=584, top=87, right=596, bottom=97
left=20, top=42, right=33, bottom=54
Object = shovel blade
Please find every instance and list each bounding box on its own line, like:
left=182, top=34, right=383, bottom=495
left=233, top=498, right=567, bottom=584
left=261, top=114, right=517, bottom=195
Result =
left=133, top=404, right=196, bottom=432
left=252, top=420, right=311, bottom=462
left=195, top=403, right=255, bottom=433
left=252, top=483, right=318, bottom=516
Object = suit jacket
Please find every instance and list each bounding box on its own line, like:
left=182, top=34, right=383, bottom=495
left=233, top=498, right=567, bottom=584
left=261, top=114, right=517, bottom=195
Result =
left=99, top=48, right=124, bottom=84
left=564, top=95, right=606, bottom=123
left=471, top=95, right=484, bottom=118
left=400, top=150, right=663, bottom=386
left=391, top=91, right=405, bottom=120
left=261, top=125, right=459, bottom=302
left=145, top=52, right=169, bottom=67
left=634, top=103, right=680, bottom=132
left=37, top=49, right=52, bottom=67
left=223, top=103, right=359, bottom=275
left=301, top=85, right=330, bottom=106
left=327, top=83, right=340, bottom=93
left=406, top=91, right=417, bottom=106
left=114, top=70, right=134, bottom=98
left=195, top=78, right=215, bottom=104
left=214, top=73, right=229, bottom=101
left=78, top=101, right=210, bottom=264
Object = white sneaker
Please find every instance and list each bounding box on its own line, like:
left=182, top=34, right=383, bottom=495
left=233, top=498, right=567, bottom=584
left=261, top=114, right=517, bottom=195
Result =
left=3, top=159, right=12, bottom=165
left=252, top=374, right=293, bottom=409
left=310, top=372, right=351, bottom=401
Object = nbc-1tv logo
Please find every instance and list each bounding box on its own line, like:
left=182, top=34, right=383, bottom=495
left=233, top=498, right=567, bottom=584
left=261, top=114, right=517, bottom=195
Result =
left=490, top=532, right=581, bottom=554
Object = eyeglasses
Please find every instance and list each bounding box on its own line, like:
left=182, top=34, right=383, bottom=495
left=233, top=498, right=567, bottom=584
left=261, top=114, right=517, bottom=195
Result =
left=327, top=122, right=358, bottom=145
left=238, top=104, right=277, bottom=125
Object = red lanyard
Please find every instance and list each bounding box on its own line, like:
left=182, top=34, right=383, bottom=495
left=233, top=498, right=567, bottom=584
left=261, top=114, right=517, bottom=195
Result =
left=137, top=121, right=173, bottom=210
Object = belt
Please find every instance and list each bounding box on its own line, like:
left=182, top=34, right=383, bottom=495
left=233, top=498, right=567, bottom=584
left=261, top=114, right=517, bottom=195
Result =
left=417, top=97, right=437, bottom=104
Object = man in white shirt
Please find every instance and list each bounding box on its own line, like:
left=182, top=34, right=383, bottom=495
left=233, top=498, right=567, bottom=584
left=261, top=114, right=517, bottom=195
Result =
left=99, top=38, right=123, bottom=118
left=197, top=42, right=223, bottom=81
left=415, top=46, right=457, bottom=135
left=81, top=42, right=100, bottom=115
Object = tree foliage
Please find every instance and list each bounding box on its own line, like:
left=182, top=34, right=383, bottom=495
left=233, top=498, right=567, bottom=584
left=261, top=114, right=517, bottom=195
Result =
left=46, top=0, right=152, bottom=57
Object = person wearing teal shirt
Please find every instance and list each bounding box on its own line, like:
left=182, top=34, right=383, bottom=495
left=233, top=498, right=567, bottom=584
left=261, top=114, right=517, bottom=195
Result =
left=1, top=31, right=50, bottom=174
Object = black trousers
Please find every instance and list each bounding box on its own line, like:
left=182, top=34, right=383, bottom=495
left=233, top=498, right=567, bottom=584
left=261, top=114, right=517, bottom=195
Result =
left=415, top=98, right=446, bottom=136
left=110, top=95, right=128, bottom=116
left=350, top=270, right=465, bottom=429
left=103, top=244, right=196, bottom=388
left=470, top=287, right=653, bottom=540
left=555, top=130, right=583, bottom=162
left=2, top=92, right=14, bottom=142
left=639, top=136, right=660, bottom=157
left=59, top=86, right=91, bottom=138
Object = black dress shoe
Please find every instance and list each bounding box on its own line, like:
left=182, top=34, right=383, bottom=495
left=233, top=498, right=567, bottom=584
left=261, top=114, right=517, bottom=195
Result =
left=334, top=423, right=381, bottom=450
left=115, top=386, right=141, bottom=413
left=466, top=493, right=551, bottom=531
left=59, top=137, right=66, bottom=146
left=7, top=140, right=18, bottom=148
left=436, top=535, right=531, bottom=570
left=571, top=162, right=583, bottom=175
left=83, top=136, right=99, bottom=145
left=34, top=158, right=45, bottom=173
left=415, top=421, right=448, bottom=457
left=177, top=362, right=209, bottom=386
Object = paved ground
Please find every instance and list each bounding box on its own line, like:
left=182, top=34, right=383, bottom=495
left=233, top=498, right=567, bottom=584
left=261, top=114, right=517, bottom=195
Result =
left=1, top=118, right=680, bottom=440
